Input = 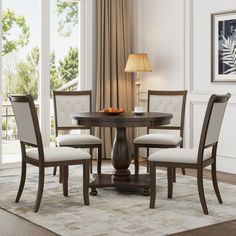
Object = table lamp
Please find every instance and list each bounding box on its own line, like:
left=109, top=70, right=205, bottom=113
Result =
left=125, top=54, right=152, bottom=110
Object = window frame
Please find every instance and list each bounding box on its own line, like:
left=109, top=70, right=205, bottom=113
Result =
left=0, top=0, right=92, bottom=169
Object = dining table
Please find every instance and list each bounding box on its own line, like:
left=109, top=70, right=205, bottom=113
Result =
left=71, top=111, right=173, bottom=195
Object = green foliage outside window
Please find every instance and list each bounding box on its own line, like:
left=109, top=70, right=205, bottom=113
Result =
left=56, top=1, right=78, bottom=37
left=2, top=9, right=30, bottom=56
left=2, top=5, right=79, bottom=101
left=58, top=47, right=78, bottom=83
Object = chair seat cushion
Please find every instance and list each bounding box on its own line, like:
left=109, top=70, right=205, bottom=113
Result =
left=148, top=148, right=212, bottom=164
left=26, top=147, right=91, bottom=162
left=56, top=134, right=102, bottom=146
left=134, top=133, right=182, bottom=145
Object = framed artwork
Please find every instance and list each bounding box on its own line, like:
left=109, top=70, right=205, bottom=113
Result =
left=211, top=11, right=236, bottom=82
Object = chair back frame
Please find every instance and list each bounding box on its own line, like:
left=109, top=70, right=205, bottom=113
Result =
left=53, top=90, right=92, bottom=137
left=197, top=93, right=231, bottom=165
left=147, top=90, right=187, bottom=144
left=8, top=94, right=45, bottom=163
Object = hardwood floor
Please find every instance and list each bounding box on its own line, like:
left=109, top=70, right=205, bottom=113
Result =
left=0, top=160, right=235, bottom=236
left=169, top=219, right=236, bottom=236
left=0, top=207, right=58, bottom=236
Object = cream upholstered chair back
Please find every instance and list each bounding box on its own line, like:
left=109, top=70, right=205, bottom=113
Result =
left=9, top=95, right=40, bottom=146
left=8, top=95, right=45, bottom=164
left=148, top=90, right=187, bottom=129
left=53, top=91, right=92, bottom=129
left=199, top=93, right=231, bottom=151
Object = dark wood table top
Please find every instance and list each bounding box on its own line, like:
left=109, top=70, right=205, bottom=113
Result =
left=71, top=112, right=173, bottom=128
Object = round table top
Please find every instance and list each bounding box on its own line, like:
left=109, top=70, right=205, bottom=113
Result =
left=71, top=112, right=173, bottom=128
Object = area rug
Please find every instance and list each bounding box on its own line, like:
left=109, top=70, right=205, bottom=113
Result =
left=0, top=164, right=236, bottom=236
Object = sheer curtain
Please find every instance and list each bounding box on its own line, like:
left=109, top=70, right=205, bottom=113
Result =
left=95, top=0, right=133, bottom=158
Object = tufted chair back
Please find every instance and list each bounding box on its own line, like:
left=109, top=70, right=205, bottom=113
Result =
left=53, top=91, right=92, bottom=132
left=148, top=90, right=187, bottom=133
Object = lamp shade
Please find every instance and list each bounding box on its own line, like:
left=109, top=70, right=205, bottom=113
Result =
left=125, top=54, right=152, bottom=72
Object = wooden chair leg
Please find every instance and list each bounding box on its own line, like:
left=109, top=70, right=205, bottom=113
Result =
left=146, top=160, right=149, bottom=173
left=59, top=166, right=63, bottom=183
left=146, top=148, right=150, bottom=173
left=63, top=166, right=69, bottom=197
left=149, top=161, right=156, bottom=208
left=83, top=160, right=90, bottom=205
left=15, top=161, right=27, bottom=203
left=97, top=145, right=102, bottom=174
left=134, top=145, right=139, bottom=175
left=53, top=166, right=57, bottom=176
left=197, top=168, right=208, bottom=215
left=173, top=168, right=176, bottom=183
left=89, top=148, right=93, bottom=174
left=212, top=163, right=223, bottom=204
left=34, top=167, right=45, bottom=213
left=167, top=167, right=173, bottom=199
left=181, top=168, right=186, bottom=175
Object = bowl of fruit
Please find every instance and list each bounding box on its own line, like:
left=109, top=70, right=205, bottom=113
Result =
left=101, top=107, right=126, bottom=115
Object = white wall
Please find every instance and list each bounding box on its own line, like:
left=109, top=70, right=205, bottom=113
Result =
left=134, top=0, right=236, bottom=174
left=133, top=0, right=185, bottom=91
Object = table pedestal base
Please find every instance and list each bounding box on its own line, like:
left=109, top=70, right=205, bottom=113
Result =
left=89, top=173, right=150, bottom=196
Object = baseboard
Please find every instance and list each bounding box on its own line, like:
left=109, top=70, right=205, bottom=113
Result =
left=217, top=155, right=236, bottom=174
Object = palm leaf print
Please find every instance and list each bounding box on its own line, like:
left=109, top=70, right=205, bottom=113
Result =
left=220, top=34, right=236, bottom=74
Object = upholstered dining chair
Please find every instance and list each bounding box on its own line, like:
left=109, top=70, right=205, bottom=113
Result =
left=148, top=93, right=231, bottom=215
left=134, top=90, right=187, bottom=179
left=53, top=90, right=102, bottom=177
left=8, top=94, right=90, bottom=213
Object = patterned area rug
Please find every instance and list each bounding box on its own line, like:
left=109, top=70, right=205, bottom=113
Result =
left=0, top=164, right=236, bottom=236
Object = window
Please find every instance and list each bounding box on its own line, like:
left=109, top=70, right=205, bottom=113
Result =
left=1, top=0, right=40, bottom=164
left=50, top=0, right=80, bottom=144
left=0, top=0, right=86, bottom=168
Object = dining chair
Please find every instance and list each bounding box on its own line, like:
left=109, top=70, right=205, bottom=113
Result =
left=53, top=90, right=102, bottom=177
left=148, top=93, right=231, bottom=215
left=8, top=94, right=90, bottom=213
left=134, top=90, right=187, bottom=180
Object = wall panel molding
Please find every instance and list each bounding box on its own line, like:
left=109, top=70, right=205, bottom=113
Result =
left=186, top=0, right=236, bottom=95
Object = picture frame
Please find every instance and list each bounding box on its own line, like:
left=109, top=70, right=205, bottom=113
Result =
left=211, top=11, right=236, bottom=82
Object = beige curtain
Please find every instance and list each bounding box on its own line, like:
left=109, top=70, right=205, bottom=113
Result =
left=96, top=0, right=133, bottom=159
